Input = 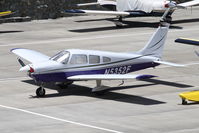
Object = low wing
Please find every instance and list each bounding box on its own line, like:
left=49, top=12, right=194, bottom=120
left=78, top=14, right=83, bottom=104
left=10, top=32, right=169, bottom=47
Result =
left=178, top=0, right=199, bottom=7
left=0, top=11, right=12, bottom=17
left=65, top=9, right=130, bottom=17
left=175, top=38, right=199, bottom=46
left=154, top=60, right=185, bottom=67
left=68, top=74, right=156, bottom=81
left=10, top=48, right=50, bottom=63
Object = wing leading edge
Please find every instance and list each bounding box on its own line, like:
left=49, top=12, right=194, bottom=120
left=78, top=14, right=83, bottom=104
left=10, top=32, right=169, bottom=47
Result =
left=68, top=74, right=156, bottom=81
left=65, top=9, right=130, bottom=16
left=10, top=48, right=50, bottom=63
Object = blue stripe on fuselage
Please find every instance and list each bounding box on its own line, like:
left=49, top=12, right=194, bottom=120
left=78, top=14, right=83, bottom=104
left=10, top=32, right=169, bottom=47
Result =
left=31, top=62, right=159, bottom=82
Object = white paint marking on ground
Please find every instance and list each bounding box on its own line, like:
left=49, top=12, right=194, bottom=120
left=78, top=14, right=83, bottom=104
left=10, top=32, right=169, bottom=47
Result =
left=1, top=27, right=199, bottom=47
left=0, top=104, right=123, bottom=133
left=0, top=76, right=28, bottom=82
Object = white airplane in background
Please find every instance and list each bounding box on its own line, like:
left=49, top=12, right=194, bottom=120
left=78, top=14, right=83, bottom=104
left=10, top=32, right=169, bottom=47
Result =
left=11, top=14, right=184, bottom=97
left=77, top=0, right=116, bottom=11
left=65, top=0, right=199, bottom=27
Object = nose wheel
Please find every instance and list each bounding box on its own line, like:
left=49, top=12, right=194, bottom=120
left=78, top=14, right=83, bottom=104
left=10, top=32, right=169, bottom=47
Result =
left=36, top=87, right=46, bottom=97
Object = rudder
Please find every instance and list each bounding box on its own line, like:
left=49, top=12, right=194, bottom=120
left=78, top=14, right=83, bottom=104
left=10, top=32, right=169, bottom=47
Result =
left=138, top=22, right=170, bottom=58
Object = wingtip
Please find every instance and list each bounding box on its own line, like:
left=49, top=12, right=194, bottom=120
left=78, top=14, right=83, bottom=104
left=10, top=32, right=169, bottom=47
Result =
left=10, top=48, right=20, bottom=52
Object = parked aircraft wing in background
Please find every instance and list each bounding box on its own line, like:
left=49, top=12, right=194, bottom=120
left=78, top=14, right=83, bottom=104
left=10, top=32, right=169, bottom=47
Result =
left=175, top=38, right=199, bottom=46
left=65, top=9, right=130, bottom=16
left=178, top=0, right=199, bottom=7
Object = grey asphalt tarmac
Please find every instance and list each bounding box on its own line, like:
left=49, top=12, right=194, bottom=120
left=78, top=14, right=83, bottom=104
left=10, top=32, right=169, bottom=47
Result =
left=0, top=7, right=199, bottom=133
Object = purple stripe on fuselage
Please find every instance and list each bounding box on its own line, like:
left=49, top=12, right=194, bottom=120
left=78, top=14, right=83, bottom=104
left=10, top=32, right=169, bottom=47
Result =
left=32, top=62, right=159, bottom=82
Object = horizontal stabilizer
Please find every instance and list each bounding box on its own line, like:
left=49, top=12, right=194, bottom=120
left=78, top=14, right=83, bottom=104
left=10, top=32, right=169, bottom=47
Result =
left=64, top=10, right=130, bottom=16
left=10, top=48, right=50, bottom=63
left=154, top=60, right=185, bottom=67
left=68, top=74, right=156, bottom=81
left=175, top=38, right=199, bottom=46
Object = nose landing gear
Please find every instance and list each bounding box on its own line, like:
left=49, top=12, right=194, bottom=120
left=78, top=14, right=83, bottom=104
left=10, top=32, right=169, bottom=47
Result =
left=36, top=86, right=46, bottom=97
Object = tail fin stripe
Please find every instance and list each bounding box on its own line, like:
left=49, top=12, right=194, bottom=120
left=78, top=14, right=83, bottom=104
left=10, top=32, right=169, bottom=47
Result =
left=148, top=34, right=166, bottom=49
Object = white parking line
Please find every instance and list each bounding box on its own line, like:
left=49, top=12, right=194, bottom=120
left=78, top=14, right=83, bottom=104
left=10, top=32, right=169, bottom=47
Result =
left=0, top=76, right=28, bottom=82
left=0, top=104, right=123, bottom=133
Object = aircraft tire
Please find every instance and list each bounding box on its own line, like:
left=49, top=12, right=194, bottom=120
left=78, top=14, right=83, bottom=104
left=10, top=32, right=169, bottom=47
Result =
left=182, top=98, right=187, bottom=105
left=36, top=87, right=46, bottom=97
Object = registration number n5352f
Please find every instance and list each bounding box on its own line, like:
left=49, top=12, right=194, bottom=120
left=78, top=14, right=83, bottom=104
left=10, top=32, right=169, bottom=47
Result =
left=105, top=66, right=131, bottom=74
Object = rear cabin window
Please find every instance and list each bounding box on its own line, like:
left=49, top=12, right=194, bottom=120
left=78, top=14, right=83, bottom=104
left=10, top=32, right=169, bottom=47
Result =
left=89, top=55, right=100, bottom=64
left=103, top=57, right=111, bottom=63
left=70, top=54, right=88, bottom=64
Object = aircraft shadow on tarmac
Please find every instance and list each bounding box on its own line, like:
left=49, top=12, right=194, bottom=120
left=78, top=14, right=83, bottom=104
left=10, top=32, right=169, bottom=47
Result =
left=22, top=79, right=193, bottom=105
left=69, top=21, right=181, bottom=33
left=139, top=78, right=193, bottom=88
left=69, top=17, right=199, bottom=33
left=0, top=30, right=23, bottom=34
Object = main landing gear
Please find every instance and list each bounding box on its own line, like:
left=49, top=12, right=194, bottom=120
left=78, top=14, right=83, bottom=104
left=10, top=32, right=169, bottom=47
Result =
left=36, top=86, right=46, bottom=97
left=92, top=80, right=109, bottom=96
left=114, top=16, right=125, bottom=28
left=181, top=98, right=188, bottom=105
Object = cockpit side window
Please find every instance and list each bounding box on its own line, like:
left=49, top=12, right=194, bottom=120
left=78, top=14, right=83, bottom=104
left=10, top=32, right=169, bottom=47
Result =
left=89, top=55, right=100, bottom=64
left=50, top=51, right=70, bottom=64
left=70, top=54, right=88, bottom=64
left=103, top=57, right=111, bottom=63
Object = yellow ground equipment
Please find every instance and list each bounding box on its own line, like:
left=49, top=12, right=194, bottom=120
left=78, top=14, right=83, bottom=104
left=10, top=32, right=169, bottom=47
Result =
left=179, top=90, right=199, bottom=105
left=0, top=11, right=12, bottom=17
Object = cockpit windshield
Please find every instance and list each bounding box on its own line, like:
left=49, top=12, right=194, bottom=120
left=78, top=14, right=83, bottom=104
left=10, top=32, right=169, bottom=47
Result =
left=50, top=51, right=70, bottom=64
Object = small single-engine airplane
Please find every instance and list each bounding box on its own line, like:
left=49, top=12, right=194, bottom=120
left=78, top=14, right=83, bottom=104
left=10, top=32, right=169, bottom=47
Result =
left=0, top=11, right=12, bottom=17
left=11, top=14, right=184, bottom=97
left=65, top=0, right=199, bottom=27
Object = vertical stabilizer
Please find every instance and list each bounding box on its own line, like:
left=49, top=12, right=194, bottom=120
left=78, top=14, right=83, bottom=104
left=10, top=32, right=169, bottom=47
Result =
left=138, top=22, right=170, bottom=58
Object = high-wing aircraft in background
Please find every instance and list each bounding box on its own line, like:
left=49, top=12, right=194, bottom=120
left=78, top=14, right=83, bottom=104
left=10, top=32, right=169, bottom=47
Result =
left=0, top=11, right=12, bottom=17
left=11, top=14, right=184, bottom=97
left=65, top=0, right=199, bottom=27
